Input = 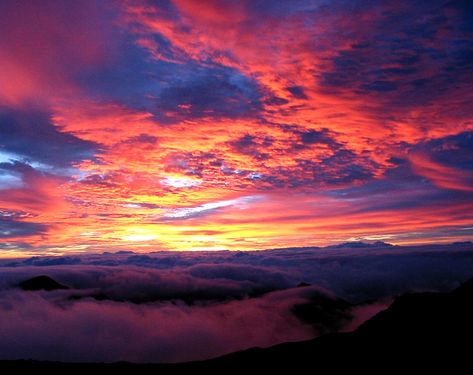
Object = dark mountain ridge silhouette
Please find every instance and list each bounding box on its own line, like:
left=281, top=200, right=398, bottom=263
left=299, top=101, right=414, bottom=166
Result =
left=326, top=240, right=394, bottom=249
left=18, top=275, right=69, bottom=291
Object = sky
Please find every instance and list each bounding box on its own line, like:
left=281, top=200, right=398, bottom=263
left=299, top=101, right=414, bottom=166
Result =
left=0, top=0, right=472, bottom=256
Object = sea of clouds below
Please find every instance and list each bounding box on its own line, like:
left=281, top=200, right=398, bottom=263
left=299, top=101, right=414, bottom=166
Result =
left=0, top=243, right=472, bottom=363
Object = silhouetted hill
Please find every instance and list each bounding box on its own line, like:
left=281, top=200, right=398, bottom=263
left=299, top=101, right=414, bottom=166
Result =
left=3, top=277, right=472, bottom=371
left=327, top=240, right=394, bottom=249
left=292, top=292, right=352, bottom=334
left=201, top=277, right=473, bottom=370
left=18, top=275, right=69, bottom=291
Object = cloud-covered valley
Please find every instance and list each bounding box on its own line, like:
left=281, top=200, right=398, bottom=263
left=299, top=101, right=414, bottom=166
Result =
left=0, top=243, right=472, bottom=363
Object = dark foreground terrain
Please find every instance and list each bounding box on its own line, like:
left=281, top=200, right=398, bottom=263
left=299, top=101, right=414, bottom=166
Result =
left=1, top=276, right=472, bottom=372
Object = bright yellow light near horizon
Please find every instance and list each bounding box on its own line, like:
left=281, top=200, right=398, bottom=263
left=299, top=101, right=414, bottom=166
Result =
left=122, top=228, right=159, bottom=242
left=123, top=234, right=158, bottom=242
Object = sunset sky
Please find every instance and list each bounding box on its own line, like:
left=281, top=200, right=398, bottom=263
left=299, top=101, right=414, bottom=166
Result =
left=1, top=0, right=472, bottom=256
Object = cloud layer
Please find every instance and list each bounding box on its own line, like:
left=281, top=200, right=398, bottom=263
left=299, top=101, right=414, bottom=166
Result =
left=1, top=244, right=472, bottom=362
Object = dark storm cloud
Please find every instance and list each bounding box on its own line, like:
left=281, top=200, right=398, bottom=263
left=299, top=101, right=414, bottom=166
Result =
left=445, top=0, right=473, bottom=31
left=0, top=108, right=97, bottom=168
left=152, top=64, right=263, bottom=122
left=224, top=126, right=374, bottom=189
left=286, top=86, right=308, bottom=99
left=229, top=134, right=273, bottom=160
left=291, top=149, right=376, bottom=186
left=414, top=131, right=473, bottom=172
left=298, top=129, right=336, bottom=146
left=323, top=131, right=473, bottom=216
left=77, top=40, right=164, bottom=112
left=318, top=0, right=473, bottom=114
left=0, top=217, right=46, bottom=238
left=361, top=80, right=398, bottom=92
